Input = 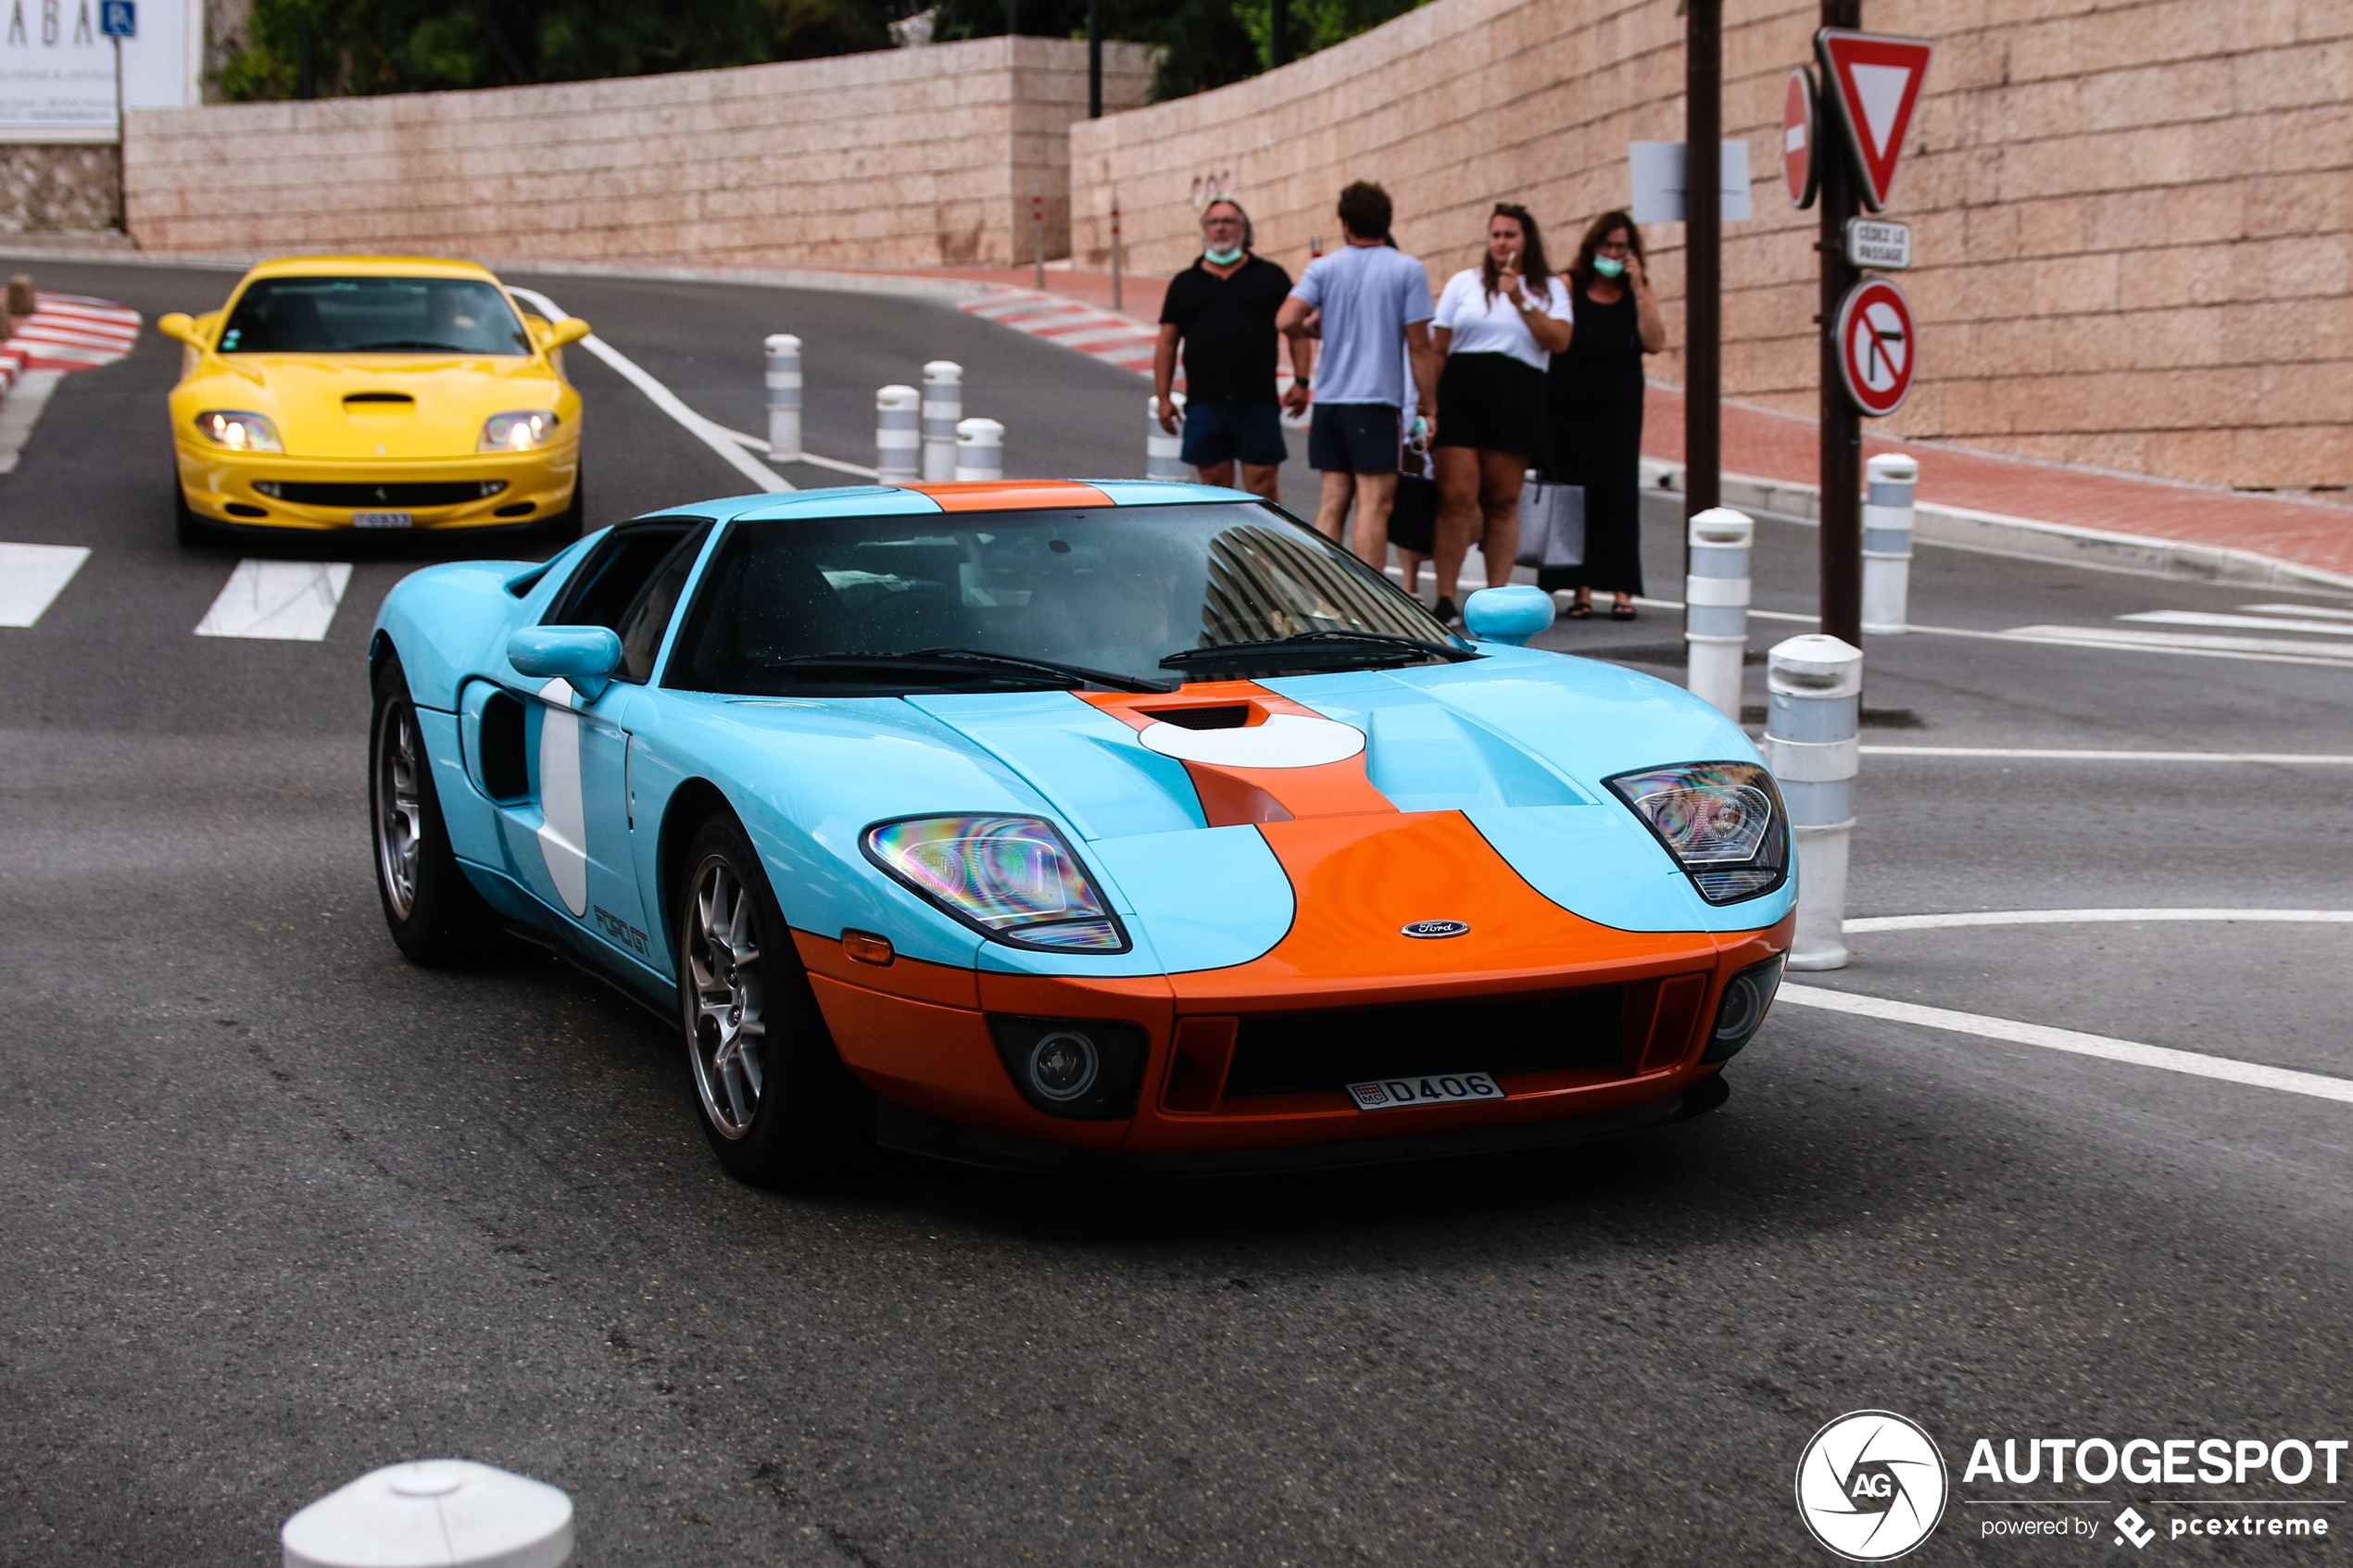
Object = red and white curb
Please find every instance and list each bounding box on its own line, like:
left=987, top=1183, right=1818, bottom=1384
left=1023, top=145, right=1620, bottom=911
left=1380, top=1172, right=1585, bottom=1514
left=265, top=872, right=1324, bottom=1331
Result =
left=0, top=290, right=139, bottom=397
left=960, top=289, right=1161, bottom=377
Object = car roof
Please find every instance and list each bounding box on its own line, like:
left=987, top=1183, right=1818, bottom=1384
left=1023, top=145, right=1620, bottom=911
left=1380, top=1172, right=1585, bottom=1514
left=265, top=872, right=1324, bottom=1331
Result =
left=234, top=257, right=509, bottom=285
left=648, top=480, right=1258, bottom=524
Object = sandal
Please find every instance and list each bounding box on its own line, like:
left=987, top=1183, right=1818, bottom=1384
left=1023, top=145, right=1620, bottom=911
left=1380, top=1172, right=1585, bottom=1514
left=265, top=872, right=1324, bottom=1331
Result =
left=1566, top=600, right=1594, bottom=620
left=1610, top=602, right=1637, bottom=621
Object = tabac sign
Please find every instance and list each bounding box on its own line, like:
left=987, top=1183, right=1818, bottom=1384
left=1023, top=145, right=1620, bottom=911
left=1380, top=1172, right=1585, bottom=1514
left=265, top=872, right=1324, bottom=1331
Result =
left=0, top=0, right=197, bottom=140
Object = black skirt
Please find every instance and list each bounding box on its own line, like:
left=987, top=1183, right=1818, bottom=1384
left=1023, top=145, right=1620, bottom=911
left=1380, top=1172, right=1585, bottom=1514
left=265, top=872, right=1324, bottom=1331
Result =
left=1434, top=352, right=1548, bottom=458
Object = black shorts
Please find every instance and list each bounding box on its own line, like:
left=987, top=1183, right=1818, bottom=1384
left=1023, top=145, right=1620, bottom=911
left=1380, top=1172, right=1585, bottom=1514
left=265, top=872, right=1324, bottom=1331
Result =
left=1307, top=402, right=1402, bottom=474
left=1434, top=352, right=1548, bottom=458
left=1179, top=396, right=1288, bottom=468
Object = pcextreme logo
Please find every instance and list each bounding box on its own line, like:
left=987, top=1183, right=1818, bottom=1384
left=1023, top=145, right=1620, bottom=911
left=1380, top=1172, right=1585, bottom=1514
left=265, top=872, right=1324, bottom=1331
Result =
left=1795, top=1410, right=1950, bottom=1562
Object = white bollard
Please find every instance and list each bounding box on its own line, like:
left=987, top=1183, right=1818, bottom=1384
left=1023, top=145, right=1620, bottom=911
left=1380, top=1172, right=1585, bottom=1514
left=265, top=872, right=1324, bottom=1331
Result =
left=875, top=384, right=920, bottom=484
left=763, top=334, right=801, bottom=464
left=282, top=1460, right=573, bottom=1568
left=1683, top=507, right=1754, bottom=721
left=954, top=416, right=1004, bottom=482
left=1764, top=633, right=1862, bottom=972
left=1862, top=452, right=1918, bottom=634
left=1147, top=393, right=1186, bottom=481
left=921, top=360, right=963, bottom=483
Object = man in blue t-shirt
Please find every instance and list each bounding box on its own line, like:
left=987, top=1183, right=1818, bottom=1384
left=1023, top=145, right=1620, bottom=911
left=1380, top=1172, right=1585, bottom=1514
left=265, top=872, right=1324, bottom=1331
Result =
left=1276, top=182, right=1439, bottom=566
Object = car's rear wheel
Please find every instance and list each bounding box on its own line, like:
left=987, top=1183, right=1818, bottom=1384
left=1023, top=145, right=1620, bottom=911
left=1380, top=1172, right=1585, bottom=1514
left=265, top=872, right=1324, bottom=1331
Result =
left=173, top=482, right=215, bottom=546
left=677, top=812, right=871, bottom=1183
left=371, top=652, right=500, bottom=963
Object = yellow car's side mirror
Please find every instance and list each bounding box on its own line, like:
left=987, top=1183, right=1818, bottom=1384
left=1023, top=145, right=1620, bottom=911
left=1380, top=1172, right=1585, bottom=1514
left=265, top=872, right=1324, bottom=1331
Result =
left=157, top=311, right=204, bottom=347
left=547, top=317, right=591, bottom=349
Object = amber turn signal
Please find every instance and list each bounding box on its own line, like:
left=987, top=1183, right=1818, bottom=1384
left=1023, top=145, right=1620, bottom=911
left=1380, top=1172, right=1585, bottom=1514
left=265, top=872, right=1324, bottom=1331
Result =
left=842, top=930, right=895, bottom=966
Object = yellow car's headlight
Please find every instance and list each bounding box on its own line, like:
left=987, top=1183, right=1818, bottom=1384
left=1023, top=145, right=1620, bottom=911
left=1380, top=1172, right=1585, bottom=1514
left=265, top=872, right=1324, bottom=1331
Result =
left=481, top=410, right=560, bottom=452
left=194, top=410, right=283, bottom=453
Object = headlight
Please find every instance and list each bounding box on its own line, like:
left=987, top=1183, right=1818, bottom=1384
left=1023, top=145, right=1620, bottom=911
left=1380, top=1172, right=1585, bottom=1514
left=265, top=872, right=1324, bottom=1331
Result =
left=1606, top=760, right=1789, bottom=904
left=193, top=410, right=283, bottom=452
left=480, top=410, right=559, bottom=452
left=862, top=814, right=1129, bottom=952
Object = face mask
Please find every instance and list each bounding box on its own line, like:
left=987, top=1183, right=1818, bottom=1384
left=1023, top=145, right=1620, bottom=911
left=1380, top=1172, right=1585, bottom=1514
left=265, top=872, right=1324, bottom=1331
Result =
left=1592, top=256, right=1627, bottom=279
left=1205, top=245, right=1244, bottom=265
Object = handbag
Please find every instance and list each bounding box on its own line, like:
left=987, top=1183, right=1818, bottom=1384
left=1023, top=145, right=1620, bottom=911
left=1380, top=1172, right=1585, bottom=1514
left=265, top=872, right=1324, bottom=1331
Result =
left=1515, top=475, right=1586, bottom=569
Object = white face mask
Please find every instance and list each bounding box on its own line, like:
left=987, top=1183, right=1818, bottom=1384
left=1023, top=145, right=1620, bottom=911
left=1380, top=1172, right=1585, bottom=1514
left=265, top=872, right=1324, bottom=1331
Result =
left=1592, top=256, right=1627, bottom=279
left=1204, top=245, right=1244, bottom=265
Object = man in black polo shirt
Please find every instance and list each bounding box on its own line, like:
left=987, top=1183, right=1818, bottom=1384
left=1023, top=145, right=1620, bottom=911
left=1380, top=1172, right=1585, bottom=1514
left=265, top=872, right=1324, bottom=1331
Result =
left=1153, top=199, right=1308, bottom=502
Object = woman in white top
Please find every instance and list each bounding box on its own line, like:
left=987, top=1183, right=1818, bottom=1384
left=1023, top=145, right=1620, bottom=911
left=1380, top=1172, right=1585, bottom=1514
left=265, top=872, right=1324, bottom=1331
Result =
left=1428, top=205, right=1572, bottom=621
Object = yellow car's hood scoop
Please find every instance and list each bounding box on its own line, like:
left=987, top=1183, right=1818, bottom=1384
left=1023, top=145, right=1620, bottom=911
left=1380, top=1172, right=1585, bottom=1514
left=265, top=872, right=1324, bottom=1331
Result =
left=230, top=357, right=559, bottom=459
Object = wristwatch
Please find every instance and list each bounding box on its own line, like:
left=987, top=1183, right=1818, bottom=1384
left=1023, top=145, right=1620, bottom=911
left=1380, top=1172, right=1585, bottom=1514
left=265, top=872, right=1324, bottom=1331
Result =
left=1517, top=295, right=1540, bottom=314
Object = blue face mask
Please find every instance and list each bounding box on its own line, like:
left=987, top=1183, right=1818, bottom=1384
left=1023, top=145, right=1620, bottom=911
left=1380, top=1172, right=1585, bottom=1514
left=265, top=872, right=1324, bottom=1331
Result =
left=1592, top=256, right=1627, bottom=279
left=1205, top=245, right=1244, bottom=265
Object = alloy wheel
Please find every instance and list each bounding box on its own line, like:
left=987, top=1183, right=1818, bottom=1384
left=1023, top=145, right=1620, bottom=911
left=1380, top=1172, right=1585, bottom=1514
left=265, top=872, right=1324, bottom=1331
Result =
left=373, top=700, right=424, bottom=921
left=687, top=859, right=768, bottom=1139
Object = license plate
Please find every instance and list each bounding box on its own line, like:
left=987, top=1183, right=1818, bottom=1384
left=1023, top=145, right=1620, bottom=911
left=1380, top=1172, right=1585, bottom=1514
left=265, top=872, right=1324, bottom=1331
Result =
left=353, top=511, right=413, bottom=529
left=1346, top=1072, right=1504, bottom=1111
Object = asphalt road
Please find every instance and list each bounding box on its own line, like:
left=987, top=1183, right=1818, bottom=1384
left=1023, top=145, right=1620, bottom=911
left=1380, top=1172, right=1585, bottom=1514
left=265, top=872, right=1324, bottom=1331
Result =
left=2, top=258, right=2348, bottom=1566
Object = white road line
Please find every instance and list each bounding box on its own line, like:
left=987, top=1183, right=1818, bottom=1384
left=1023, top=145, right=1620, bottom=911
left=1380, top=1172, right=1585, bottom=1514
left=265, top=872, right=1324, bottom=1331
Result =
left=1859, top=746, right=2353, bottom=764
left=0, top=370, right=62, bottom=474
left=195, top=559, right=352, bottom=641
left=2244, top=602, right=2353, bottom=621
left=714, top=424, right=880, bottom=479
left=1776, top=984, right=2353, bottom=1106
left=504, top=286, right=789, bottom=495
left=1907, top=621, right=2353, bottom=669
left=1844, top=908, right=2353, bottom=934
left=2003, top=622, right=2353, bottom=661
left=2120, top=609, right=2353, bottom=637
left=0, top=542, right=88, bottom=625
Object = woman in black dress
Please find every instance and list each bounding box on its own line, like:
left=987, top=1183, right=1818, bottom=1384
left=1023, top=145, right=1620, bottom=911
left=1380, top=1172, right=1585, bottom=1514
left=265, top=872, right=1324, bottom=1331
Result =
left=1540, top=210, right=1667, bottom=618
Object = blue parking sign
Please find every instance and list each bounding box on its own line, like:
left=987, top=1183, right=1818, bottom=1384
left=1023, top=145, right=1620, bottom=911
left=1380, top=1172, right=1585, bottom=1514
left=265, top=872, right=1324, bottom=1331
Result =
left=101, top=0, right=135, bottom=35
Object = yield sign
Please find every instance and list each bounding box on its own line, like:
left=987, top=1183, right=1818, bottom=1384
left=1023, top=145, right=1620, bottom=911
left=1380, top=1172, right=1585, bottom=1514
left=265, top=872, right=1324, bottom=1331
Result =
left=1835, top=278, right=1916, bottom=416
left=1816, top=29, right=1933, bottom=211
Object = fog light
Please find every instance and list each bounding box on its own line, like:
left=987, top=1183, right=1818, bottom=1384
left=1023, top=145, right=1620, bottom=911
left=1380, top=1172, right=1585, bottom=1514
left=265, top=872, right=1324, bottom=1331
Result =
left=1028, top=1030, right=1100, bottom=1101
left=1702, top=955, right=1785, bottom=1064
left=253, top=481, right=283, bottom=498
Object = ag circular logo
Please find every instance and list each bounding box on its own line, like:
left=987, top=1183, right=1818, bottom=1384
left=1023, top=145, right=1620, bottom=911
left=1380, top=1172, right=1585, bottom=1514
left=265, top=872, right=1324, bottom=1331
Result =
left=1794, top=1410, right=1948, bottom=1561
left=1400, top=919, right=1470, bottom=939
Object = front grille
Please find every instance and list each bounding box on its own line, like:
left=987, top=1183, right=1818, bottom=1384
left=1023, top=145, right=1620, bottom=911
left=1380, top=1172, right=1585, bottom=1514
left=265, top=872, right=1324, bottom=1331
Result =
left=1221, top=986, right=1629, bottom=1099
left=253, top=480, right=505, bottom=507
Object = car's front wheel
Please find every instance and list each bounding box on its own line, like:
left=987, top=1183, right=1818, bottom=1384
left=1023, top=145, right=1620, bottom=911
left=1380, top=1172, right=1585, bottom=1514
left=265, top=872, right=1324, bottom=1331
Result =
left=677, top=812, right=871, bottom=1183
left=371, top=652, right=500, bottom=963
left=173, top=482, right=215, bottom=546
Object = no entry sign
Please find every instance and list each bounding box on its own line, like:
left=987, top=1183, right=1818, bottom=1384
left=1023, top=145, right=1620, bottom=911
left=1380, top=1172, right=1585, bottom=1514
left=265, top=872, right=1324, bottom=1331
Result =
left=1835, top=278, right=1915, bottom=415
left=1783, top=68, right=1818, bottom=209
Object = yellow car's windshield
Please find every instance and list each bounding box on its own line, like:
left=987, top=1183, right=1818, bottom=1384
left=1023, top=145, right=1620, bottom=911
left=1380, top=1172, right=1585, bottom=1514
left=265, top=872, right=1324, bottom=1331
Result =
left=217, top=276, right=531, bottom=356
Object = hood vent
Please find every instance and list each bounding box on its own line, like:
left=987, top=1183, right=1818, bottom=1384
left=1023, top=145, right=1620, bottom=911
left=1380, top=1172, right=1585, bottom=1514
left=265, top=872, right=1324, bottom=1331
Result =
left=344, top=392, right=415, bottom=406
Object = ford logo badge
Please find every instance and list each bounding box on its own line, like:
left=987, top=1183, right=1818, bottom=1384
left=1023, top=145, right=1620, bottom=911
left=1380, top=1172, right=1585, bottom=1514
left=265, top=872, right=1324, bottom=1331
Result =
left=1401, top=919, right=1471, bottom=939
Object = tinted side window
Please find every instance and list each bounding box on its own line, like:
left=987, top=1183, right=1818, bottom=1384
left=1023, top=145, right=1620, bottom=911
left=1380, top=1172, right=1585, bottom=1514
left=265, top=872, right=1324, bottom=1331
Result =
left=548, top=521, right=700, bottom=633
left=615, top=527, right=711, bottom=684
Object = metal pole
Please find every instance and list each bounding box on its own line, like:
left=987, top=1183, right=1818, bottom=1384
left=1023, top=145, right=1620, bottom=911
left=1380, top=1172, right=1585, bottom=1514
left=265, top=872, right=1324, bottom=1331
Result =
left=1818, top=0, right=1864, bottom=648
left=1004, top=0, right=1017, bottom=36
left=1110, top=196, right=1122, bottom=312
left=1684, top=0, right=1721, bottom=528
left=1088, top=0, right=1101, bottom=118
left=112, top=36, right=125, bottom=230
left=1766, top=633, right=1862, bottom=971
left=1032, top=184, right=1044, bottom=290
left=1270, top=0, right=1289, bottom=69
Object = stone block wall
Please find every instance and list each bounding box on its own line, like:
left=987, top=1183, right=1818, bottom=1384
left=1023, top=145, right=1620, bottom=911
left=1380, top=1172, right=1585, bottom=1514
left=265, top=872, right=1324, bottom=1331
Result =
left=127, top=38, right=1157, bottom=268
left=1073, top=0, right=2353, bottom=495
left=0, top=146, right=121, bottom=231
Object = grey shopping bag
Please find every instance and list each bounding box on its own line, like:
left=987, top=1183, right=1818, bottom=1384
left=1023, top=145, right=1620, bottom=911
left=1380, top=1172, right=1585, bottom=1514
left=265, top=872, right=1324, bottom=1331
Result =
left=1515, top=478, right=1585, bottom=569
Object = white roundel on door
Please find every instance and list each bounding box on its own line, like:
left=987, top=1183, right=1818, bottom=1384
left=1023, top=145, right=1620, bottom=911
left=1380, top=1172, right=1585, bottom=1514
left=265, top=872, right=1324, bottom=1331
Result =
left=536, top=679, right=589, bottom=916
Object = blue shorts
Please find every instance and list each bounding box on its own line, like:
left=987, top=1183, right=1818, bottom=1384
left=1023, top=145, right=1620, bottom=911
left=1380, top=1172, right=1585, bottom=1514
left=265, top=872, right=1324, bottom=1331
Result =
left=1307, top=402, right=1402, bottom=474
left=1180, top=397, right=1289, bottom=469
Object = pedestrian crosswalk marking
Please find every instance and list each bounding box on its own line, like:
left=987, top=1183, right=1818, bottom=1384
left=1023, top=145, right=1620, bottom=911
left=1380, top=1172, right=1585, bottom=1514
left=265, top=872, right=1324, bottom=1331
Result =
left=2120, top=608, right=2353, bottom=637
left=0, top=542, right=88, bottom=626
left=195, top=558, right=352, bottom=641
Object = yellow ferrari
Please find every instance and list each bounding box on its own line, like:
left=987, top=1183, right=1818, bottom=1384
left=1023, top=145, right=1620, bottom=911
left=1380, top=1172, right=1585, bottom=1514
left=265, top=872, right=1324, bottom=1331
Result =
left=158, top=257, right=592, bottom=545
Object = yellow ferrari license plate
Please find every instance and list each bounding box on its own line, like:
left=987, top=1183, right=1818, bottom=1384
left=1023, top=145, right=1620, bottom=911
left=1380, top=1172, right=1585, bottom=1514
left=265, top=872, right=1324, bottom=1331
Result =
left=353, top=511, right=413, bottom=529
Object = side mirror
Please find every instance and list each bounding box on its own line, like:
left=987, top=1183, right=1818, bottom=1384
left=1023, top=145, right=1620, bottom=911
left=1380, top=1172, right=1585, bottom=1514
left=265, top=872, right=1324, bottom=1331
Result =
left=546, top=317, right=591, bottom=349
left=508, top=625, right=623, bottom=702
left=1462, top=584, right=1556, bottom=647
left=157, top=311, right=203, bottom=347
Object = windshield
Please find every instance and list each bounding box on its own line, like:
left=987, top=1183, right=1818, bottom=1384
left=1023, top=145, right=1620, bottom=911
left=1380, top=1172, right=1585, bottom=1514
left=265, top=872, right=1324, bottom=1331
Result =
left=666, top=502, right=1467, bottom=695
left=217, top=276, right=532, bottom=356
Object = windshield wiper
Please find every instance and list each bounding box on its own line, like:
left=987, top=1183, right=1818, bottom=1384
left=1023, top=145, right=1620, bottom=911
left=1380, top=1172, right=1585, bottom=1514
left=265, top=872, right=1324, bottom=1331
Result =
left=766, top=647, right=1174, bottom=694
left=1160, top=630, right=1475, bottom=671
left=345, top=339, right=473, bottom=352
